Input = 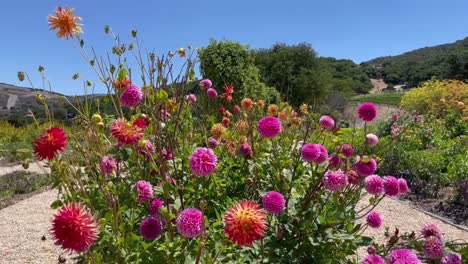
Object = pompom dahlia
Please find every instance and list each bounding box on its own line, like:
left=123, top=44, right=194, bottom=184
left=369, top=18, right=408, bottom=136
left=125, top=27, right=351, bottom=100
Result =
left=186, top=93, right=197, bottom=104
left=383, top=176, right=400, bottom=196
left=34, top=127, right=67, bottom=160
left=241, top=98, right=254, bottom=110
left=149, top=198, right=164, bottom=216
left=340, top=143, right=354, bottom=157
left=207, top=137, right=219, bottom=149
left=233, top=105, right=241, bottom=114
left=100, top=155, right=116, bottom=175
left=257, top=116, right=282, bottom=138
left=301, top=143, right=328, bottom=164
left=441, top=254, right=462, bottom=264
left=398, top=178, right=410, bottom=194
left=176, top=208, right=203, bottom=238
left=355, top=158, right=377, bottom=176
left=224, top=200, right=267, bottom=246
left=207, top=88, right=218, bottom=98
left=421, top=223, right=442, bottom=238
left=366, top=133, right=379, bottom=147
left=190, top=147, right=217, bottom=177
left=388, top=249, right=421, bottom=264
left=328, top=155, right=342, bottom=169
left=120, top=85, right=144, bottom=108
left=199, top=79, right=212, bottom=89
left=323, top=170, right=348, bottom=192
left=239, top=143, right=252, bottom=157
left=366, top=211, right=382, bottom=228
left=347, top=170, right=360, bottom=185
left=319, top=115, right=335, bottom=129
left=365, top=175, right=384, bottom=195
left=140, top=216, right=162, bottom=240
left=262, top=191, right=285, bottom=214
left=51, top=203, right=98, bottom=252
left=110, top=118, right=144, bottom=144
left=358, top=102, right=378, bottom=122
left=423, top=236, right=444, bottom=259
left=363, top=254, right=385, bottom=264
left=48, top=6, right=82, bottom=39
left=136, top=180, right=153, bottom=203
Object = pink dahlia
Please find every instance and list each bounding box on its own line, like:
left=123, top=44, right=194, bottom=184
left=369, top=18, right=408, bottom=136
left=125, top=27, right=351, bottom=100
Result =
left=262, top=191, right=285, bottom=214
left=234, top=105, right=241, bottom=114
left=383, top=176, right=400, bottom=196
left=421, top=223, right=442, bottom=238
left=423, top=236, right=444, bottom=259
left=136, top=180, right=153, bottom=203
left=132, top=116, right=149, bottom=129
left=358, top=102, right=378, bottom=122
left=34, top=127, right=67, bottom=160
left=176, top=208, right=203, bottom=238
left=323, top=170, right=348, bottom=192
left=121, top=85, right=144, bottom=108
left=366, top=211, right=382, bottom=228
left=388, top=249, right=421, bottom=264
left=301, top=143, right=328, bottom=164
left=51, top=203, right=99, bottom=252
left=189, top=147, right=217, bottom=177
left=340, top=143, right=354, bottom=157
left=328, top=155, right=342, bottom=169
left=149, top=198, right=164, bottom=216
left=186, top=93, right=197, bottom=104
left=161, top=148, right=174, bottom=161
left=441, top=254, right=462, bottom=264
left=140, top=216, right=162, bottom=240
left=239, top=143, right=252, bottom=157
left=398, top=178, right=410, bottom=194
left=257, top=116, right=282, bottom=138
left=137, top=140, right=156, bottom=159
left=347, top=170, right=360, bottom=185
left=355, top=158, right=377, bottom=176
left=363, top=255, right=385, bottom=264
left=199, top=79, right=212, bottom=89
left=365, top=175, right=384, bottom=195
left=207, top=88, right=218, bottom=98
left=224, top=200, right=267, bottom=246
left=319, top=115, right=335, bottom=130
left=366, top=133, right=379, bottom=147
left=100, top=155, right=116, bottom=175
left=207, top=137, right=219, bottom=149
left=110, top=118, right=144, bottom=144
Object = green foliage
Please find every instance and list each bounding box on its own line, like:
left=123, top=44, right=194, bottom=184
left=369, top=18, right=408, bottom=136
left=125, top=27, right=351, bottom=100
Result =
left=198, top=40, right=279, bottom=101
left=0, top=172, right=50, bottom=209
left=351, top=92, right=405, bottom=106
left=320, top=57, right=373, bottom=94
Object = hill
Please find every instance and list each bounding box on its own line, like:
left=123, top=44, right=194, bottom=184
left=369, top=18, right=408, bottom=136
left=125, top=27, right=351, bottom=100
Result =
left=363, top=37, right=468, bottom=87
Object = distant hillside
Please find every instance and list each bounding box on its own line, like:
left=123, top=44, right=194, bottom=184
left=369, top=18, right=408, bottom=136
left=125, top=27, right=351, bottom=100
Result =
left=363, top=37, right=468, bottom=87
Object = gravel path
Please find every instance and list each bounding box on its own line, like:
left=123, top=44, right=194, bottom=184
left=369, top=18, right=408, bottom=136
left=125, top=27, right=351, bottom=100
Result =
left=0, top=162, right=49, bottom=177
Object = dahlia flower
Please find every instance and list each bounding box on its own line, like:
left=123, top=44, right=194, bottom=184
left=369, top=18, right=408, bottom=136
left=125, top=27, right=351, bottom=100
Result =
left=257, top=116, right=282, bottom=138
left=136, top=180, right=153, bottom=203
left=267, top=104, right=278, bottom=116
left=224, top=200, right=267, bottom=246
left=421, top=223, right=443, bottom=238
left=363, top=254, right=385, bottom=264
left=328, top=155, right=342, bottom=169
left=110, top=118, right=144, bottom=144
left=137, top=140, right=156, bottom=159
left=132, top=116, right=149, bottom=129
left=340, top=143, right=354, bottom=157
left=347, top=170, right=360, bottom=185
left=186, top=93, right=197, bottom=104
left=241, top=98, right=254, bottom=110
left=358, top=102, right=378, bottom=122
left=207, top=137, right=219, bottom=149
left=51, top=203, right=98, bottom=252
left=199, top=79, right=212, bottom=89
left=211, top=123, right=227, bottom=139
left=355, top=158, right=377, bottom=176
left=176, top=208, right=203, bottom=238
left=398, top=178, right=410, bottom=194
left=207, top=88, right=218, bottom=98
left=100, top=155, right=116, bottom=175
left=262, top=191, right=285, bottom=214
left=301, top=143, right=328, bottom=164
left=113, top=77, right=132, bottom=90
left=239, top=143, right=252, bottom=157
left=48, top=6, right=82, bottom=39
left=222, top=117, right=230, bottom=126
left=34, top=127, right=67, bottom=160
left=319, top=115, right=335, bottom=129
left=323, top=170, right=348, bottom=192
left=388, top=249, right=421, bottom=264
left=149, top=198, right=164, bottom=216
left=140, top=216, right=162, bottom=240
left=383, top=176, right=400, bottom=196
left=121, top=85, right=144, bottom=108
left=365, top=175, right=384, bottom=195
left=423, top=236, right=444, bottom=259
left=366, top=211, right=382, bottom=228
left=234, top=105, right=241, bottom=114
left=441, top=254, right=462, bottom=264
left=366, top=133, right=379, bottom=147
left=189, top=147, right=217, bottom=177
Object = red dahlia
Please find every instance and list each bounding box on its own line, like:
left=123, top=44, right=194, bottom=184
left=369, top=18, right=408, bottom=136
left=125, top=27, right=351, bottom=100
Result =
left=224, top=200, right=267, bottom=246
left=34, top=127, right=67, bottom=160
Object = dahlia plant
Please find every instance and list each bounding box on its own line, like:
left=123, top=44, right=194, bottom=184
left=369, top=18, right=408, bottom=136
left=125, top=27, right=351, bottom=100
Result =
left=21, top=6, right=467, bottom=263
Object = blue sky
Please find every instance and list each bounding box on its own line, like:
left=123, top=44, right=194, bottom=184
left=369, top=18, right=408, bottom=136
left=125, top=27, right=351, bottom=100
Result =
left=1, top=0, right=467, bottom=95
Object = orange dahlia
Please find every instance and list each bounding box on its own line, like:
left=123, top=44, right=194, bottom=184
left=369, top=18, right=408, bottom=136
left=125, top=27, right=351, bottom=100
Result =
left=267, top=104, right=278, bottom=116
left=110, top=118, right=144, bottom=144
left=210, top=123, right=227, bottom=139
left=34, top=127, right=67, bottom=160
left=48, top=7, right=82, bottom=39
left=224, top=200, right=268, bottom=246
left=241, top=98, right=254, bottom=110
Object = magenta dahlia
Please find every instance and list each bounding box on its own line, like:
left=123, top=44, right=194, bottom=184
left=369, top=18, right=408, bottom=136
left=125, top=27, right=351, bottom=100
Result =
left=207, top=137, right=219, bottom=149
left=323, top=170, right=348, bottom=192
left=441, top=254, right=462, bottom=264
left=207, top=88, right=218, bottom=98
left=423, top=236, right=444, bottom=259
left=398, top=178, right=410, bottom=194
left=199, top=79, right=212, bottom=89
left=140, top=216, right=162, bottom=240
left=149, top=198, right=164, bottom=216
left=136, top=180, right=153, bottom=203
left=347, top=170, right=360, bottom=185
left=257, top=116, right=282, bottom=138
left=120, top=85, right=144, bottom=108
left=319, top=115, right=335, bottom=130
left=262, top=191, right=285, bottom=214
left=383, top=176, right=400, bottom=196
left=358, top=102, right=378, bottom=122
left=363, top=254, right=385, bottom=264
left=388, top=249, right=421, bottom=264
left=365, top=175, right=384, bottom=195
left=186, top=93, right=197, bottom=104
left=239, top=143, right=252, bottom=157
left=301, top=143, right=328, bottom=164
left=176, top=208, right=203, bottom=238
left=366, top=211, right=382, bottom=228
left=328, top=155, right=342, bottom=169
left=355, top=158, right=377, bottom=176
left=189, top=147, right=217, bottom=177
left=340, top=143, right=354, bottom=157
left=366, top=133, right=379, bottom=147
left=137, top=140, right=156, bottom=159
left=100, top=155, right=116, bottom=175
left=421, top=223, right=443, bottom=238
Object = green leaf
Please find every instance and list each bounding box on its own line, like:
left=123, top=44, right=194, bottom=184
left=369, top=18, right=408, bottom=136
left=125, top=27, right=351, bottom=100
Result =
left=156, top=89, right=169, bottom=102
left=50, top=199, right=63, bottom=209
left=118, top=68, right=127, bottom=81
